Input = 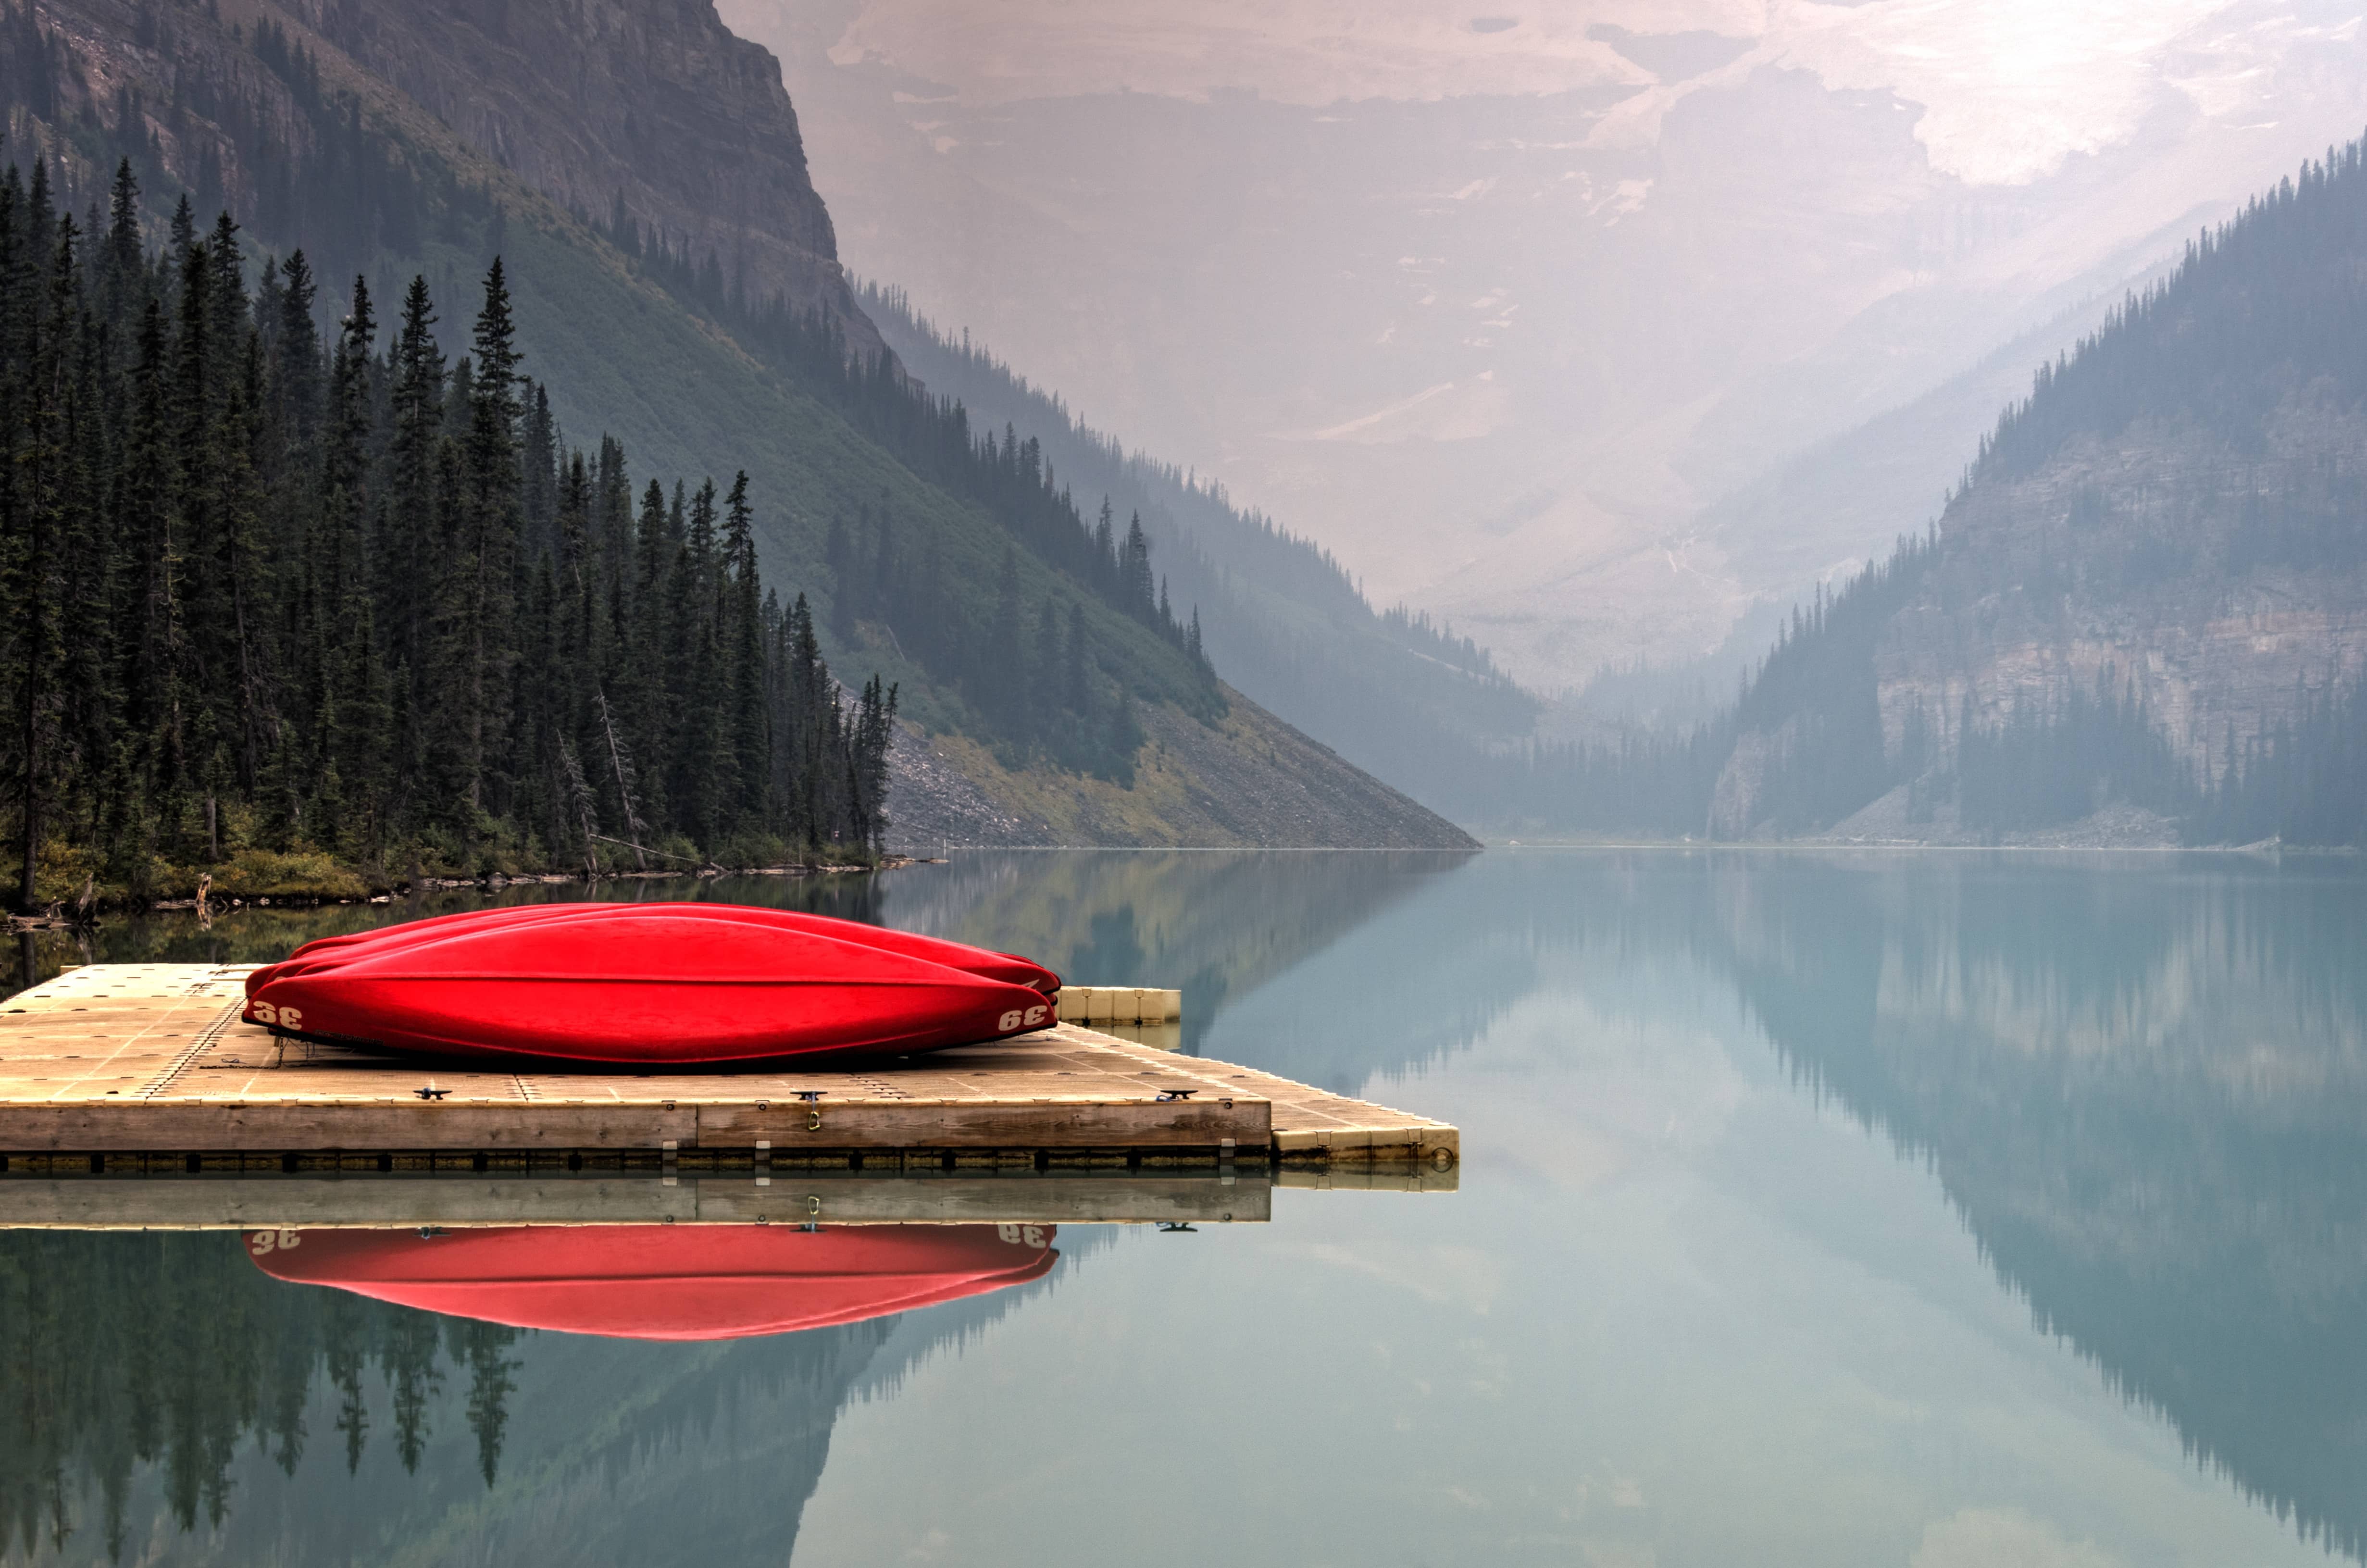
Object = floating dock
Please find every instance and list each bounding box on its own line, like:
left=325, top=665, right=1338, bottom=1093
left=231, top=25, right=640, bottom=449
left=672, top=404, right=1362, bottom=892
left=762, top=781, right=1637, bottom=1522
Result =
left=0, top=966, right=1456, bottom=1228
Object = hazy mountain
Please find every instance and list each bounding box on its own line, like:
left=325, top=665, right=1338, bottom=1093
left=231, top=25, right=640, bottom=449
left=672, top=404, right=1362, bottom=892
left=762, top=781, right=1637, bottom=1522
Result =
left=0, top=0, right=1472, bottom=851
left=723, top=0, right=2367, bottom=695
left=859, top=286, right=1539, bottom=814
left=1542, top=136, right=2367, bottom=845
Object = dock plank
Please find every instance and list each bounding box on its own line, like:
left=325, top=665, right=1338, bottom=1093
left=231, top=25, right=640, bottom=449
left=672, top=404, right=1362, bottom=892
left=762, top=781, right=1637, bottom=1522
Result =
left=0, top=965, right=1458, bottom=1166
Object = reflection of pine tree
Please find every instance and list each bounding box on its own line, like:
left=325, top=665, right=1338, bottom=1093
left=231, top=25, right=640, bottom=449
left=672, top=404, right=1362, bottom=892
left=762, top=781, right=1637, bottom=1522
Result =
left=451, top=1319, right=521, bottom=1487
left=0, top=1232, right=529, bottom=1551
left=327, top=1292, right=373, bottom=1476
left=386, top=1311, right=444, bottom=1473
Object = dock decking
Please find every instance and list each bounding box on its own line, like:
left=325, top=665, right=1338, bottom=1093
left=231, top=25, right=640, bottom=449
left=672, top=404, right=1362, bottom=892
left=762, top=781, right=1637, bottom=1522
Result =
left=0, top=966, right=1458, bottom=1181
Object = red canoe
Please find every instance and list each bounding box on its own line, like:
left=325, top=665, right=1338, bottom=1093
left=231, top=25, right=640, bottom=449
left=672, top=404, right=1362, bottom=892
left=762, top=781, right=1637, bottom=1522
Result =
left=242, top=909, right=1059, bottom=1066
left=245, top=1223, right=1059, bottom=1340
left=248, top=903, right=1059, bottom=996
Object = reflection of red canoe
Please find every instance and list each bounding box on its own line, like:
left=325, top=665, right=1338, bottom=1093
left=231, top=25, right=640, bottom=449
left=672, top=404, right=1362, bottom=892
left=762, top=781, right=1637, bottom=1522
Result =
left=248, top=904, right=1059, bottom=996
left=245, top=1223, right=1058, bottom=1340
left=243, top=911, right=1058, bottom=1066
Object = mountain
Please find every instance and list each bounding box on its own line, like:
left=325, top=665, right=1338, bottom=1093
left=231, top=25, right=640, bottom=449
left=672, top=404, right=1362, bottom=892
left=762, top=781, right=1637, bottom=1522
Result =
left=0, top=0, right=1474, bottom=858
left=1525, top=137, right=2367, bottom=847
left=859, top=285, right=1539, bottom=819
left=315, top=0, right=882, bottom=359
left=723, top=0, right=2367, bottom=697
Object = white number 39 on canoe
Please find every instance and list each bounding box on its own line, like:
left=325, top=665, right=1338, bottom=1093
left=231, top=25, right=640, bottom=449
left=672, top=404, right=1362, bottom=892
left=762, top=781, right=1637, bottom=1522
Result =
left=996, top=1005, right=1050, bottom=1033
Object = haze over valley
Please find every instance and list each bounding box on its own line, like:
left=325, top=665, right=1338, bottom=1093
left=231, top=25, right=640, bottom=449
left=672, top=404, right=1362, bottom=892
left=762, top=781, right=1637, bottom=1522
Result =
left=728, top=0, right=2367, bottom=699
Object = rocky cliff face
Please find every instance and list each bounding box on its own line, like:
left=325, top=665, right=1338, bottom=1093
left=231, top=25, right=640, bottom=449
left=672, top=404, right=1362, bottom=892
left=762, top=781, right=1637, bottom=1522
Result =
left=1870, top=413, right=2367, bottom=778
left=11, top=0, right=876, bottom=354
left=301, top=0, right=880, bottom=353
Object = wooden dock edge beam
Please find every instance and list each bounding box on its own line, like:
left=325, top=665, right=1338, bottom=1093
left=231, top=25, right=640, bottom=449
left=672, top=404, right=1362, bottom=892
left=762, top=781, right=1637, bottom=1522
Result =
left=0, top=1097, right=1271, bottom=1156
left=0, top=1109, right=1456, bottom=1169
left=0, top=1170, right=1292, bottom=1228
left=0, top=1144, right=1455, bottom=1175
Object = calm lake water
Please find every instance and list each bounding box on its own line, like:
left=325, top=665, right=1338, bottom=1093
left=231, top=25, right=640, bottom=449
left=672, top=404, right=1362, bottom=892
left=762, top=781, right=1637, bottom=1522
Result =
left=5, top=848, right=2366, bottom=1566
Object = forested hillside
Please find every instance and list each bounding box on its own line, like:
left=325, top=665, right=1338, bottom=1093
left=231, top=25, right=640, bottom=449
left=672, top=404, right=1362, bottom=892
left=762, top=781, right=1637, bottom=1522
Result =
left=859, top=285, right=1541, bottom=814
left=0, top=0, right=1473, bottom=867
left=1502, top=138, right=2367, bottom=846
left=0, top=155, right=898, bottom=901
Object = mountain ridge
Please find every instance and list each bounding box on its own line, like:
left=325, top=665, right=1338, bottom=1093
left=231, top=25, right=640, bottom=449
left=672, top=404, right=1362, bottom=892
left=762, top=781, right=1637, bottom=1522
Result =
left=1504, top=136, right=2367, bottom=846
left=859, top=281, right=1538, bottom=820
left=312, top=0, right=885, bottom=359
left=0, top=0, right=1476, bottom=858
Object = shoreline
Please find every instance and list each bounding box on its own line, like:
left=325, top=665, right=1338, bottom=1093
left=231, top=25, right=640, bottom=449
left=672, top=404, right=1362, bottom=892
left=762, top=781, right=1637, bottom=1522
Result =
left=3, top=856, right=939, bottom=930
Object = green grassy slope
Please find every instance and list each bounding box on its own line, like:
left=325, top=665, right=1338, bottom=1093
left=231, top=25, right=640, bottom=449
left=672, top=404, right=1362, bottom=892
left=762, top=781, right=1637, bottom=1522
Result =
left=861, top=286, right=1542, bottom=812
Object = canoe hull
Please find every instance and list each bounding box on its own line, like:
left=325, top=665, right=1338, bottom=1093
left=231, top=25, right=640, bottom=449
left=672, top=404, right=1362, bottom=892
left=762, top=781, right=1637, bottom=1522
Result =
left=254, top=975, right=1052, bottom=1064
left=245, top=912, right=1058, bottom=1066
left=249, top=903, right=1059, bottom=997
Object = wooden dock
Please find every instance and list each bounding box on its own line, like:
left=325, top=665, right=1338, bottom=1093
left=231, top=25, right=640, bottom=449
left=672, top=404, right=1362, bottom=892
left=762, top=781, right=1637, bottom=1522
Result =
left=0, top=967, right=1458, bottom=1189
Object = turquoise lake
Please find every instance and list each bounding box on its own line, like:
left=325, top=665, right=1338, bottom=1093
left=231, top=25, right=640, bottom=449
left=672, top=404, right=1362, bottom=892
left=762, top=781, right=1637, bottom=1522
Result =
left=4, top=848, right=2364, bottom=1566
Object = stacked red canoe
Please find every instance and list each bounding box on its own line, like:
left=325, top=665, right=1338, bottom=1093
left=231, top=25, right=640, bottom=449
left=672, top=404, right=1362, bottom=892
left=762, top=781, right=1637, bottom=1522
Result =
left=246, top=1222, right=1059, bottom=1340
left=241, top=903, right=1062, bottom=1068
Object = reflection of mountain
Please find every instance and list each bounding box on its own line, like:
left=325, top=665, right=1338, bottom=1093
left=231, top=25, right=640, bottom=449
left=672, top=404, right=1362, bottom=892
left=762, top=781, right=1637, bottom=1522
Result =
left=881, top=850, right=1475, bottom=1055
left=1694, top=856, right=2367, bottom=1560
left=1189, top=853, right=1550, bottom=1094
left=5, top=1226, right=1105, bottom=1566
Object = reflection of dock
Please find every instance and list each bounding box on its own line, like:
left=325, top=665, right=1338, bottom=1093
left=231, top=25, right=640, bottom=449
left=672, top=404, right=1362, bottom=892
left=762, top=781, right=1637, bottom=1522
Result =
left=0, top=1169, right=1285, bottom=1228
left=0, top=965, right=1458, bottom=1177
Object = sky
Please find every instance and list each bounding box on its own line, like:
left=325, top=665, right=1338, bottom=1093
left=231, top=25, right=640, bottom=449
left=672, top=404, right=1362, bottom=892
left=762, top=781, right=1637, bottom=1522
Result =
left=728, top=0, right=2367, bottom=694
left=815, top=0, right=2268, bottom=180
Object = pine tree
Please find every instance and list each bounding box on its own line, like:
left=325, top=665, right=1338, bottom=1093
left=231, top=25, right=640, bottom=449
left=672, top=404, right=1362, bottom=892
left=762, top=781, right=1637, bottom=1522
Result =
left=0, top=168, right=910, bottom=898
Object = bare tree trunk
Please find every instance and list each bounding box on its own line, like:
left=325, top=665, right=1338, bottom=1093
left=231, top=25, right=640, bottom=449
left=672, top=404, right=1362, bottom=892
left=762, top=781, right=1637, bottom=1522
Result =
left=234, top=573, right=262, bottom=789
left=469, top=540, right=487, bottom=813
left=18, top=532, right=41, bottom=915
left=594, top=688, right=648, bottom=871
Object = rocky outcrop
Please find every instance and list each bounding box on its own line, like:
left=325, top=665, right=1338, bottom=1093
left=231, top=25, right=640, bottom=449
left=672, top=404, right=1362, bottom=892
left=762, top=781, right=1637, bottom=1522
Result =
left=301, top=0, right=880, bottom=352
left=1871, top=414, right=2367, bottom=776
left=11, top=0, right=877, bottom=352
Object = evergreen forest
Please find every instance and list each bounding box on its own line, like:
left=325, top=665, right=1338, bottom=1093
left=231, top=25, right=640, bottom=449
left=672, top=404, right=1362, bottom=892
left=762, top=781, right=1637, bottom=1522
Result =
left=852, top=282, right=1541, bottom=817
left=585, top=197, right=1219, bottom=786
left=0, top=3, right=1241, bottom=902
left=0, top=154, right=903, bottom=908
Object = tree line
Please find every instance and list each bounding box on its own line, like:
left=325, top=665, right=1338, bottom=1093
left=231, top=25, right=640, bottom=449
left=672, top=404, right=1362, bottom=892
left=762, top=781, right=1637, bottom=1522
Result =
left=590, top=198, right=1225, bottom=726
left=825, top=498, right=1157, bottom=783
left=0, top=155, right=898, bottom=907
left=6, top=3, right=1224, bottom=836
left=1482, top=521, right=2367, bottom=846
